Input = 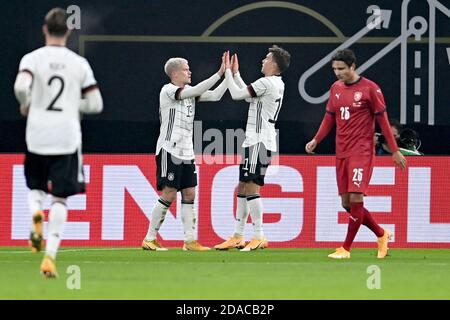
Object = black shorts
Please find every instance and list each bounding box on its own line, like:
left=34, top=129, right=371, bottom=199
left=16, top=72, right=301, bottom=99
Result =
left=24, top=150, right=86, bottom=198
left=239, top=143, right=272, bottom=186
left=156, top=149, right=197, bottom=191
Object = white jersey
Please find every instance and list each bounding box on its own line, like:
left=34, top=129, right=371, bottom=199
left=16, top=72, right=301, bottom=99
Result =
left=156, top=83, right=196, bottom=160
left=244, top=76, right=285, bottom=151
left=18, top=45, right=97, bottom=155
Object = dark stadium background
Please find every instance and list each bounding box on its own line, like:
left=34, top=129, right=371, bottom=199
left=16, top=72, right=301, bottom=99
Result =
left=1, top=0, right=449, bottom=154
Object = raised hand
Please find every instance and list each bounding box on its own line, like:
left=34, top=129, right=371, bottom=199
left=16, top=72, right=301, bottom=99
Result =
left=224, top=51, right=231, bottom=70
left=231, top=53, right=239, bottom=74
left=218, top=52, right=226, bottom=76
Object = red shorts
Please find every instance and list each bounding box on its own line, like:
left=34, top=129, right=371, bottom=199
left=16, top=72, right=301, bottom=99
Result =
left=335, top=155, right=374, bottom=195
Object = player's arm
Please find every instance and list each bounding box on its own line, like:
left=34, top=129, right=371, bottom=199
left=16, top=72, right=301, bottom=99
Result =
left=14, top=71, right=33, bottom=116
left=230, top=54, right=253, bottom=103
left=371, top=84, right=406, bottom=169
left=79, top=59, right=103, bottom=114
left=15, top=54, right=35, bottom=116
left=223, top=51, right=254, bottom=100
left=178, top=73, right=221, bottom=99
left=230, top=54, right=246, bottom=88
left=178, top=53, right=225, bottom=100
left=376, top=111, right=406, bottom=169
left=80, top=86, right=103, bottom=114
left=225, top=70, right=253, bottom=100
left=232, top=73, right=253, bottom=103
left=305, top=111, right=335, bottom=154
left=197, top=79, right=227, bottom=102
left=306, top=88, right=336, bottom=154
left=233, top=72, right=246, bottom=88
left=233, top=74, right=253, bottom=103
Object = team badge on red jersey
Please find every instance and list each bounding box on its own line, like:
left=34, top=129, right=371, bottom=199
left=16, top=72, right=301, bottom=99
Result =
left=354, top=92, right=363, bottom=102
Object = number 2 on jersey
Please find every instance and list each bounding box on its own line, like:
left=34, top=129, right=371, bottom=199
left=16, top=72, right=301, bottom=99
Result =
left=47, top=75, right=65, bottom=111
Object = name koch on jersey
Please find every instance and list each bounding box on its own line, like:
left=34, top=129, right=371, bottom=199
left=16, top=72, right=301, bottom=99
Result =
left=156, top=83, right=196, bottom=160
left=327, top=77, right=386, bottom=158
left=18, top=45, right=97, bottom=155
left=244, top=76, right=285, bottom=152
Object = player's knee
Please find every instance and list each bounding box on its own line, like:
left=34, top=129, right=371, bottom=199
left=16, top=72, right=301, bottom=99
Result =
left=181, top=188, right=195, bottom=202
left=51, top=196, right=67, bottom=206
left=162, top=188, right=177, bottom=203
left=341, top=198, right=350, bottom=212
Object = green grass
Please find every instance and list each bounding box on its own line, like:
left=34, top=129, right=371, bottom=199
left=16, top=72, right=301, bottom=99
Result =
left=0, top=247, right=449, bottom=300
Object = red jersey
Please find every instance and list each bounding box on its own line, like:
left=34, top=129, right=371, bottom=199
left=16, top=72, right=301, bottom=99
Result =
left=326, top=77, right=386, bottom=158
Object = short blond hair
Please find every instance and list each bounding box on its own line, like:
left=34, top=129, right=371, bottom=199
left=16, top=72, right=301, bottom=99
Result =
left=164, top=57, right=188, bottom=78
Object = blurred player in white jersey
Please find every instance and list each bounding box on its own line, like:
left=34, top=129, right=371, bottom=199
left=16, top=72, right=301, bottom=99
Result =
left=215, top=46, right=291, bottom=251
left=14, top=8, right=103, bottom=278
left=142, top=54, right=227, bottom=251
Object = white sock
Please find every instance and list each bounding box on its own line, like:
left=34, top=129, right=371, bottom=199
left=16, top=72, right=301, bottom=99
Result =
left=45, top=200, right=68, bottom=260
left=28, top=190, right=46, bottom=215
left=247, top=195, right=264, bottom=240
left=145, top=198, right=171, bottom=241
left=181, top=201, right=196, bottom=243
left=234, top=194, right=249, bottom=237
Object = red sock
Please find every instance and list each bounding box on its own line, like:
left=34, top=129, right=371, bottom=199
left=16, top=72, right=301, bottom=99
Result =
left=362, top=207, right=384, bottom=237
left=343, top=202, right=364, bottom=251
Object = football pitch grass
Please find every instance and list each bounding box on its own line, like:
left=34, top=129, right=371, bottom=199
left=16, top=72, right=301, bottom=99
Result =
left=1, top=247, right=449, bottom=300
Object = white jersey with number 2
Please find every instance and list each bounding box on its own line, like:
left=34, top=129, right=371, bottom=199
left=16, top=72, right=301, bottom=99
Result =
left=18, top=45, right=97, bottom=155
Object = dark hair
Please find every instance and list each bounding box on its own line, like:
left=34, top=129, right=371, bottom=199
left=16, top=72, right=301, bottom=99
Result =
left=399, top=128, right=420, bottom=149
left=389, top=118, right=403, bottom=133
left=331, top=49, right=356, bottom=67
left=377, top=119, right=403, bottom=145
left=45, top=8, right=68, bottom=37
left=269, top=45, right=291, bottom=74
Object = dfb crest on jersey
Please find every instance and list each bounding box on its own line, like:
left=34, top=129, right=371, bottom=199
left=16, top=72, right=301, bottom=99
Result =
left=354, top=91, right=363, bottom=102
left=168, top=172, right=175, bottom=181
